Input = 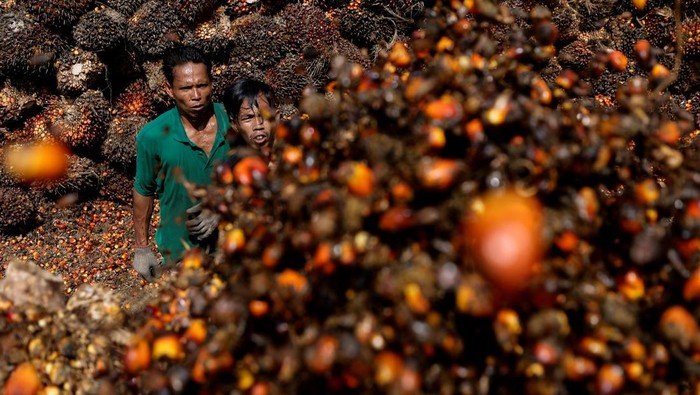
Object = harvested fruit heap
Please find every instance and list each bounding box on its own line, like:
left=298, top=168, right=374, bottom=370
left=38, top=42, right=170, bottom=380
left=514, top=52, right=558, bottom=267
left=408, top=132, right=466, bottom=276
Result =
left=2, top=0, right=700, bottom=394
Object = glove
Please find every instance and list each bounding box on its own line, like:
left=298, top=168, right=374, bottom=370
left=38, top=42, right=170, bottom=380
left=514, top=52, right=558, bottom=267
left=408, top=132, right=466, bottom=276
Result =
left=186, top=203, right=221, bottom=241
left=133, top=247, right=161, bottom=282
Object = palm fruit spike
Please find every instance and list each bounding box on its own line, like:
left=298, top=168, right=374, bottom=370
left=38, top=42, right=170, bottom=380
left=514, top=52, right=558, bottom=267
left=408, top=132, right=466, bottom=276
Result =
left=681, top=16, right=700, bottom=58
left=142, top=60, right=172, bottom=112
left=16, top=91, right=111, bottom=152
left=338, top=8, right=398, bottom=49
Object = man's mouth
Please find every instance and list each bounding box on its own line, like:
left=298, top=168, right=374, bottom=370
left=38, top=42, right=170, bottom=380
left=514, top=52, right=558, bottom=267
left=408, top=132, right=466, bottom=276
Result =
left=252, top=133, right=269, bottom=146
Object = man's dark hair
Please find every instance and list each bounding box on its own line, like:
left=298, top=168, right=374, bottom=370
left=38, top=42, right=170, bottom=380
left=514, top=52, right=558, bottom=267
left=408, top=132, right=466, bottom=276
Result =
left=223, top=79, right=276, bottom=124
left=162, top=45, right=212, bottom=84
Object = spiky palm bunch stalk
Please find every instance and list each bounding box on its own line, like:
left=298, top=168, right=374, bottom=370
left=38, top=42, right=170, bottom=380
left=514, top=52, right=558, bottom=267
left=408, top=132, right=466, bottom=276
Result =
left=73, top=6, right=128, bottom=53
left=101, top=114, right=148, bottom=171
left=0, top=10, right=67, bottom=78
left=126, top=0, right=186, bottom=60
left=277, top=4, right=341, bottom=55
left=31, top=154, right=100, bottom=198
left=104, top=0, right=146, bottom=16
left=18, top=0, right=94, bottom=30
left=266, top=53, right=315, bottom=103
left=0, top=185, right=37, bottom=233
left=114, top=79, right=158, bottom=119
left=211, top=61, right=267, bottom=102
left=182, top=6, right=235, bottom=62
left=229, top=12, right=287, bottom=69
left=167, top=0, right=217, bottom=24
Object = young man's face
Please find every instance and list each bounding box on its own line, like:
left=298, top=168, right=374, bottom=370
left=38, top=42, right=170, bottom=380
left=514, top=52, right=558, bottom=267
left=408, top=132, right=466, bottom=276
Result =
left=165, top=62, right=213, bottom=119
left=235, top=93, right=277, bottom=152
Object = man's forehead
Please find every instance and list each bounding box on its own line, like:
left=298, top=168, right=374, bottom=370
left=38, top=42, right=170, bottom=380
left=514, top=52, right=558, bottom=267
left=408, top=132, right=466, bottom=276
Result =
left=240, top=95, right=272, bottom=110
left=172, top=63, right=209, bottom=78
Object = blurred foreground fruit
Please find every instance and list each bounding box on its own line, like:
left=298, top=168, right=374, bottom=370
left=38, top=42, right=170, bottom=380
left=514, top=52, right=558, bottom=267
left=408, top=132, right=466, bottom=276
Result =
left=3, top=141, right=70, bottom=183
left=464, top=190, right=544, bottom=292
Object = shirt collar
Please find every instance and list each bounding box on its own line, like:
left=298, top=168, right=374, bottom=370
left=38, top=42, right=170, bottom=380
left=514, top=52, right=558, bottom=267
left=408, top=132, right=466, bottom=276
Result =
left=171, top=104, right=228, bottom=144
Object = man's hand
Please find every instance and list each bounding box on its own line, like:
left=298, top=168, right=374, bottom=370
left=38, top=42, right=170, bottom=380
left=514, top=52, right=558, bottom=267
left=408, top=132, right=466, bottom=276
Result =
left=186, top=203, right=221, bottom=240
left=133, top=247, right=161, bottom=282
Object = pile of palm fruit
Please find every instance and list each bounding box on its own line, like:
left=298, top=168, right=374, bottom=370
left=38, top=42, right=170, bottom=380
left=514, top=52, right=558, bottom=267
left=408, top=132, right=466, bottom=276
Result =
left=2, top=0, right=700, bottom=393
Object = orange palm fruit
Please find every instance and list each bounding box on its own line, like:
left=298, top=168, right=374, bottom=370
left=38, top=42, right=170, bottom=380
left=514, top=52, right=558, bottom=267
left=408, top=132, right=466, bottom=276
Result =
left=3, top=362, right=42, bottom=395
left=464, top=190, right=543, bottom=292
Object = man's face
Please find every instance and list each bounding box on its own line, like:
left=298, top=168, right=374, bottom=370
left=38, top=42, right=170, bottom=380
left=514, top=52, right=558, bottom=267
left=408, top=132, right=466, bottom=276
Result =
left=165, top=62, right=213, bottom=119
left=235, top=94, right=277, bottom=152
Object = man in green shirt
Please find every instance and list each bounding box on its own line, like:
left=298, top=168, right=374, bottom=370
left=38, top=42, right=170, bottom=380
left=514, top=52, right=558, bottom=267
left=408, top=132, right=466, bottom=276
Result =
left=132, top=45, right=231, bottom=281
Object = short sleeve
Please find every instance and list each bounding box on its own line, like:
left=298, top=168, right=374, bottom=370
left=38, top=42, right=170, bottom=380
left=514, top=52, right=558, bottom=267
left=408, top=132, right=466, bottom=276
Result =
left=133, top=130, right=159, bottom=197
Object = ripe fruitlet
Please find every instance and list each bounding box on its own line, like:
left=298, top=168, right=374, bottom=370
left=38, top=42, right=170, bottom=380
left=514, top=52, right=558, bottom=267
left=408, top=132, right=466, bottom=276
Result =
left=618, top=270, right=645, bottom=301
left=152, top=334, right=184, bottom=360
left=464, top=190, right=543, bottom=292
left=249, top=300, right=270, bottom=317
left=222, top=228, right=246, bottom=255
left=374, top=351, right=404, bottom=386
left=182, top=248, right=205, bottom=269
left=234, top=156, right=268, bottom=186
left=379, top=206, right=414, bottom=232
left=3, top=362, right=42, bottom=395
left=660, top=305, right=698, bottom=346
left=424, top=95, right=463, bottom=121
left=184, top=319, right=207, bottom=344
left=282, top=145, right=302, bottom=165
left=632, top=0, right=646, bottom=11
left=276, top=269, right=308, bottom=294
left=124, top=339, right=151, bottom=374
left=607, top=51, right=628, bottom=72
left=418, top=158, right=461, bottom=190
left=388, top=42, right=411, bottom=67
left=342, top=161, right=375, bottom=197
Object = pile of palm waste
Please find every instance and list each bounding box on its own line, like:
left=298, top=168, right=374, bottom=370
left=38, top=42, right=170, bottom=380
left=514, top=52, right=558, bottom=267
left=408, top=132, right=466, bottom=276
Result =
left=3, top=0, right=700, bottom=393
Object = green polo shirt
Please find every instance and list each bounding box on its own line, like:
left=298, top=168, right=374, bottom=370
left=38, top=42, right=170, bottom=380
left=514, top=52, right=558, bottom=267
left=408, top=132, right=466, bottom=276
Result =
left=134, top=103, right=231, bottom=264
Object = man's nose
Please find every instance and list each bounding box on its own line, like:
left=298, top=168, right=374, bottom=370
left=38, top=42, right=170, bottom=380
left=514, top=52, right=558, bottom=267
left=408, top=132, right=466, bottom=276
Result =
left=192, top=88, right=201, bottom=100
left=253, top=112, right=264, bottom=125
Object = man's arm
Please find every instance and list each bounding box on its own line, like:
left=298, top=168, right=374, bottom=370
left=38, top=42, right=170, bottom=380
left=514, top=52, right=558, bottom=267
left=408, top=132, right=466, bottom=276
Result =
left=133, top=188, right=154, bottom=247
